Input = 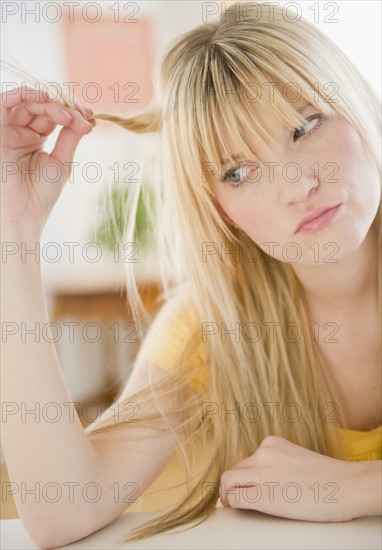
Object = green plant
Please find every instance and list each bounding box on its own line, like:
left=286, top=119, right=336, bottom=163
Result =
left=93, top=185, right=154, bottom=249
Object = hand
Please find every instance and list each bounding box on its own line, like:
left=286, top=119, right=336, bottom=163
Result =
left=220, top=435, right=364, bottom=522
left=1, top=86, right=95, bottom=235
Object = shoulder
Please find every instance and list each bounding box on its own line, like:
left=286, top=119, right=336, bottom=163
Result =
left=142, top=285, right=202, bottom=347
left=136, top=285, right=209, bottom=394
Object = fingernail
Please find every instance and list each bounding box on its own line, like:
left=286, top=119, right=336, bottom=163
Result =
left=61, top=109, right=72, bottom=120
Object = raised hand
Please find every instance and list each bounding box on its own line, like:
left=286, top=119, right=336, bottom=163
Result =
left=1, top=86, right=95, bottom=236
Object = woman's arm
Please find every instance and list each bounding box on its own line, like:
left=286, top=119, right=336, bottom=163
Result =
left=1, top=238, right=185, bottom=547
left=219, top=435, right=381, bottom=521
left=357, top=460, right=382, bottom=517
left=1, top=229, right=104, bottom=545
left=0, top=89, right=186, bottom=548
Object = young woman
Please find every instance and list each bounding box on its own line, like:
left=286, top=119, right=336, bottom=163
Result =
left=1, top=2, right=381, bottom=547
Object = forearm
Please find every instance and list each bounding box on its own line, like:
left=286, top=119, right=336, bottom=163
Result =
left=1, top=229, right=101, bottom=538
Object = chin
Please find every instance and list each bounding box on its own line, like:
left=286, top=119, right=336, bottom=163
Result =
left=297, top=219, right=375, bottom=266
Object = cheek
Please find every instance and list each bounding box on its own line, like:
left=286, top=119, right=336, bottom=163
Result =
left=327, top=122, right=360, bottom=160
left=222, top=196, right=283, bottom=251
left=327, top=123, right=376, bottom=195
left=343, top=127, right=379, bottom=208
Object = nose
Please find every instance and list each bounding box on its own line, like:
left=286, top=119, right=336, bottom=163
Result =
left=277, top=159, right=319, bottom=206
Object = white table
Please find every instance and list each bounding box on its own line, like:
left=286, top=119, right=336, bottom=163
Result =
left=1, top=509, right=381, bottom=549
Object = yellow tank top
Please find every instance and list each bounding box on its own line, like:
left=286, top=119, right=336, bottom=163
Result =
left=138, top=297, right=381, bottom=462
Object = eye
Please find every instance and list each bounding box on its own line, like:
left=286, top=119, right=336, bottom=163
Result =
left=221, top=162, right=259, bottom=188
left=292, top=114, right=324, bottom=142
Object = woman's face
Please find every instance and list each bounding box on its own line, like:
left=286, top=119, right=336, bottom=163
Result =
left=210, top=97, right=381, bottom=266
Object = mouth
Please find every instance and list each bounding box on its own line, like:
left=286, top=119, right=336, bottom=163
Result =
left=294, top=203, right=343, bottom=234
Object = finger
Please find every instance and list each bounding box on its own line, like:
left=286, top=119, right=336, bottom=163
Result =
left=83, top=107, right=94, bottom=120
left=10, top=98, right=93, bottom=128
left=10, top=100, right=73, bottom=128
left=71, top=100, right=87, bottom=120
left=14, top=136, right=49, bottom=158
left=1, top=125, right=43, bottom=151
left=10, top=101, right=67, bottom=128
left=15, top=102, right=92, bottom=135
left=9, top=103, right=36, bottom=127
left=28, top=115, right=57, bottom=136
left=49, top=123, right=90, bottom=167
left=62, top=106, right=93, bottom=132
left=25, top=102, right=92, bottom=133
left=220, top=467, right=262, bottom=505
left=1, top=87, right=48, bottom=126
left=220, top=469, right=269, bottom=508
left=224, top=485, right=265, bottom=511
left=55, top=98, right=94, bottom=121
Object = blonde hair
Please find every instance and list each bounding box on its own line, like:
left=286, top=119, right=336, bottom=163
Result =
left=4, top=1, right=381, bottom=543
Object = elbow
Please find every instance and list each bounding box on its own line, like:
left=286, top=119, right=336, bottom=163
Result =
left=28, top=535, right=60, bottom=550
left=28, top=528, right=89, bottom=549
left=27, top=528, right=77, bottom=549
left=23, top=516, right=97, bottom=549
left=24, top=527, right=63, bottom=549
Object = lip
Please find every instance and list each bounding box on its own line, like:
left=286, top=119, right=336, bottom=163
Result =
left=294, top=203, right=343, bottom=234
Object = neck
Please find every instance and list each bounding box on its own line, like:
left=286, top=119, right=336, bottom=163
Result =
left=291, top=218, right=380, bottom=316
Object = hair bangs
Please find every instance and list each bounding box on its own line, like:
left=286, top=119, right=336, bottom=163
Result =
left=191, top=40, right=340, bottom=195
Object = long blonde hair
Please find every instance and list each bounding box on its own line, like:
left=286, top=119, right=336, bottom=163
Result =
left=5, top=1, right=381, bottom=542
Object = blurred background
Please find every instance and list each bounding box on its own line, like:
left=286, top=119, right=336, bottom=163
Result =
left=1, top=0, right=381, bottom=518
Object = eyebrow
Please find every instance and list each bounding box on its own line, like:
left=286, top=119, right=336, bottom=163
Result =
left=296, top=100, right=311, bottom=113
left=219, top=101, right=312, bottom=165
left=220, top=153, right=246, bottom=166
